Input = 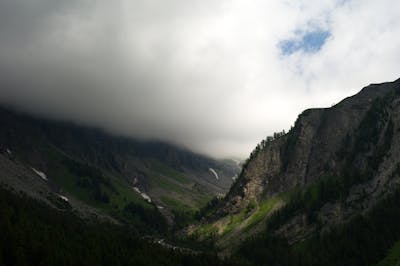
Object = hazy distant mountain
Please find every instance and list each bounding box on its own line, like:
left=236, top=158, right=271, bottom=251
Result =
left=0, top=106, right=240, bottom=229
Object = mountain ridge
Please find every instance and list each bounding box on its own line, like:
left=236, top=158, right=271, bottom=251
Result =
left=190, top=78, right=400, bottom=252
left=2, top=78, right=400, bottom=265
left=224, top=78, right=399, bottom=212
left=0, top=105, right=240, bottom=229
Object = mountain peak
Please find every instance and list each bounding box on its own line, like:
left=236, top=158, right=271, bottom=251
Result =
left=193, top=79, right=400, bottom=251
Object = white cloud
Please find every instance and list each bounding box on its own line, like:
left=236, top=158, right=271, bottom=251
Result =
left=0, top=0, right=399, bottom=158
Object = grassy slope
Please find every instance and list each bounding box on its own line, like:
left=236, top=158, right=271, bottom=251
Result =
left=191, top=196, right=282, bottom=251
left=378, top=241, right=400, bottom=266
left=44, top=145, right=214, bottom=230
left=143, top=159, right=213, bottom=213
left=45, top=146, right=149, bottom=211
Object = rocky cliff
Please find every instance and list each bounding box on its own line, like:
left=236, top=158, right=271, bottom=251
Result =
left=195, top=78, right=400, bottom=248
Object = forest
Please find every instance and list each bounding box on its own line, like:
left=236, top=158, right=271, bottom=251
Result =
left=236, top=185, right=400, bottom=266
left=0, top=186, right=240, bottom=266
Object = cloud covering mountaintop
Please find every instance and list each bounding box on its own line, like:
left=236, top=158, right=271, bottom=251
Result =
left=0, top=0, right=399, bottom=158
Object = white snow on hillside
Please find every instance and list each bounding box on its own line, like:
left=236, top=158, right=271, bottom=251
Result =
left=209, top=168, right=219, bottom=180
left=58, top=194, right=69, bottom=202
left=133, top=187, right=152, bottom=203
left=32, top=168, right=48, bottom=181
left=6, top=149, right=11, bottom=155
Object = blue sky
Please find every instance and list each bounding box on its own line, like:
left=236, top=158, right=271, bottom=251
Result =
left=280, top=30, right=331, bottom=55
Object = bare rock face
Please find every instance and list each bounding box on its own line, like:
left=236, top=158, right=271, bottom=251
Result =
left=216, top=78, right=400, bottom=242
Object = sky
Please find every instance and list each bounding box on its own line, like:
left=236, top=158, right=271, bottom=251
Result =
left=0, top=0, right=400, bottom=158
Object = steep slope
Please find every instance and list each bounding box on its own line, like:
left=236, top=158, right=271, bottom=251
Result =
left=0, top=185, right=241, bottom=266
left=192, top=78, right=400, bottom=251
left=0, top=106, right=239, bottom=228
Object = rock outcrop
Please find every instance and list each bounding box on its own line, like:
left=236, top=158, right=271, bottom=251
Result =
left=214, top=78, right=400, bottom=243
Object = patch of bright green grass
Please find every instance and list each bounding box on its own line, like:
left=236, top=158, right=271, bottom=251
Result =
left=218, top=197, right=279, bottom=236
left=223, top=209, right=248, bottom=235
left=377, top=240, right=400, bottom=266
left=194, top=223, right=219, bottom=239
left=108, top=177, right=151, bottom=209
left=245, top=197, right=279, bottom=230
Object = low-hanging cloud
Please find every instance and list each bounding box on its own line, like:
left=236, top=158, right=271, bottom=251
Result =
left=0, top=0, right=399, bottom=158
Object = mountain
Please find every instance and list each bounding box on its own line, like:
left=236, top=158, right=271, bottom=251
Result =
left=3, top=78, right=400, bottom=265
left=190, top=78, right=400, bottom=264
left=0, top=106, right=240, bottom=230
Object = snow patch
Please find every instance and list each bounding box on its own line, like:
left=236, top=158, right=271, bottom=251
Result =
left=209, top=168, right=219, bottom=180
left=6, top=149, right=11, bottom=155
left=133, top=187, right=152, bottom=203
left=32, top=168, right=47, bottom=181
left=157, top=205, right=164, bottom=209
left=57, top=194, right=69, bottom=202
left=231, top=175, right=238, bottom=181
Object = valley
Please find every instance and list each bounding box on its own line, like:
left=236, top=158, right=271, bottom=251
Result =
left=0, top=106, right=240, bottom=233
left=2, top=78, right=400, bottom=265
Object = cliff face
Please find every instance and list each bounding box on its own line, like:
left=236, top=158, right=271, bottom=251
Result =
left=208, top=78, right=400, bottom=245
